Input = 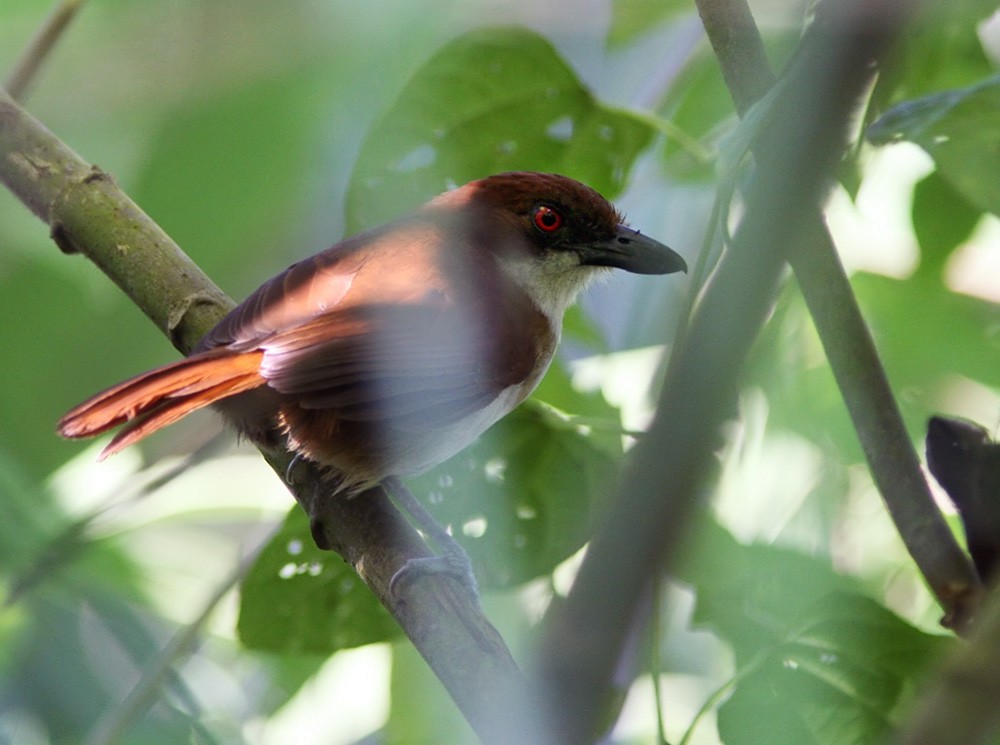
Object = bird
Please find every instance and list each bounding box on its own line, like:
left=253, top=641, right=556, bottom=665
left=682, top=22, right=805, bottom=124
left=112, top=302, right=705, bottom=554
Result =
left=58, top=171, right=686, bottom=586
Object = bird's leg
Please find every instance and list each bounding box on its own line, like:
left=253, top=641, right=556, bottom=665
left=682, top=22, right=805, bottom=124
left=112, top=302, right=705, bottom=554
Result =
left=383, top=476, right=479, bottom=598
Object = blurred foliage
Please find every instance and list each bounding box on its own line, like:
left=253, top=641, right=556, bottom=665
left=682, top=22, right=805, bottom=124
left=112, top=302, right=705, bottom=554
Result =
left=868, top=73, right=1000, bottom=215
left=608, top=0, right=690, bottom=47
left=1, top=0, right=999, bottom=743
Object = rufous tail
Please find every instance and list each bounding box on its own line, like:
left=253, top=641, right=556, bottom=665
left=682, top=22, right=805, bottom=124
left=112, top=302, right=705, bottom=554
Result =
left=57, top=349, right=266, bottom=459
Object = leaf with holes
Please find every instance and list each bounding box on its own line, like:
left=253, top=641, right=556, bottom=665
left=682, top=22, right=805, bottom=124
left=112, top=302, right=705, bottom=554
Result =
left=238, top=508, right=400, bottom=654
left=238, top=398, right=619, bottom=654
left=406, top=400, right=619, bottom=588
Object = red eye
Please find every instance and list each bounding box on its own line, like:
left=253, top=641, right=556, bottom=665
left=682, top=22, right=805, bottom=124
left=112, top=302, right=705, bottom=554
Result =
left=533, top=205, right=563, bottom=233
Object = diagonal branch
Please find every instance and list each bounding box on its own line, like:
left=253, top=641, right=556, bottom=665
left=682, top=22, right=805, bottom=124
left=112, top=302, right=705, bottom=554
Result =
left=695, top=0, right=981, bottom=630
left=533, top=2, right=921, bottom=742
left=0, top=86, right=528, bottom=743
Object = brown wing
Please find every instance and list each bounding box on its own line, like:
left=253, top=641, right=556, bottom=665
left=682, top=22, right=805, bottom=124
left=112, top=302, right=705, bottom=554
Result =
left=201, top=212, right=555, bottom=433
left=258, top=303, right=511, bottom=431
left=199, top=216, right=457, bottom=353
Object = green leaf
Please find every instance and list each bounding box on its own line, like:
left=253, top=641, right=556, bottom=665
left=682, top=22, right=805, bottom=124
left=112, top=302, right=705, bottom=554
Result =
left=743, top=283, right=862, bottom=463
left=238, top=507, right=401, bottom=655
left=911, top=171, right=982, bottom=277
left=875, top=2, right=996, bottom=105
left=608, top=0, right=689, bottom=47
left=680, top=519, right=857, bottom=659
left=659, top=49, right=734, bottom=182
left=681, top=521, right=951, bottom=745
left=717, top=593, right=951, bottom=745
left=387, top=641, right=478, bottom=743
left=854, top=272, right=1000, bottom=399
left=746, top=274, right=1000, bottom=464
left=658, top=33, right=798, bottom=182
left=867, top=74, right=1000, bottom=216
left=346, top=26, right=657, bottom=231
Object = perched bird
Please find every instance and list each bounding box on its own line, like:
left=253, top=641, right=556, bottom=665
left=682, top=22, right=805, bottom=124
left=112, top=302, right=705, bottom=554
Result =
left=58, top=172, right=685, bottom=582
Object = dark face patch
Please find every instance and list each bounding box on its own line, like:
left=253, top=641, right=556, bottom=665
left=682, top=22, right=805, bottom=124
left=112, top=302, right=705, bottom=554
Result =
left=457, top=172, right=624, bottom=259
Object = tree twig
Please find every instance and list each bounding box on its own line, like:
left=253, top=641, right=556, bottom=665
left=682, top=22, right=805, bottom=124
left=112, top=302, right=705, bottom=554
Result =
left=0, top=86, right=529, bottom=744
left=5, top=0, right=87, bottom=101
left=534, top=2, right=919, bottom=742
left=82, top=530, right=271, bottom=745
left=695, top=0, right=981, bottom=630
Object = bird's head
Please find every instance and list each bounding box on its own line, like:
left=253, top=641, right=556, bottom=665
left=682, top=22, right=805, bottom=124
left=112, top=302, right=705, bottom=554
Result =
left=426, top=172, right=686, bottom=318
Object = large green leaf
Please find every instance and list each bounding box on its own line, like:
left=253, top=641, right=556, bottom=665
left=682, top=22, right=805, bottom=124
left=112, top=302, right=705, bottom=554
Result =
left=876, top=1, right=996, bottom=107
left=854, top=273, right=1000, bottom=399
left=717, top=592, right=951, bottom=745
left=681, top=520, right=952, bottom=745
left=407, top=400, right=619, bottom=588
left=745, top=270, right=1000, bottom=466
left=346, top=26, right=657, bottom=231
left=238, top=507, right=401, bottom=655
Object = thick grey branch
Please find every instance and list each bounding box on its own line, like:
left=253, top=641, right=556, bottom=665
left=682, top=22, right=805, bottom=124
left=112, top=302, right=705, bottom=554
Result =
left=696, top=0, right=980, bottom=630
left=533, top=2, right=919, bottom=742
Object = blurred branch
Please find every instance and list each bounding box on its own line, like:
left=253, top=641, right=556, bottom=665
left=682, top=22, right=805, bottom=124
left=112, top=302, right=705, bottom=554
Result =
left=83, top=534, right=268, bottom=745
left=5, top=0, right=87, bottom=101
left=890, top=584, right=1000, bottom=745
left=0, top=86, right=528, bottom=743
left=534, top=1, right=917, bottom=742
left=696, top=0, right=981, bottom=630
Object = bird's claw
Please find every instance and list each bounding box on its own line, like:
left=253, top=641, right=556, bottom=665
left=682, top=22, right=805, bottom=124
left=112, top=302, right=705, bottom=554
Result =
left=389, top=549, right=479, bottom=599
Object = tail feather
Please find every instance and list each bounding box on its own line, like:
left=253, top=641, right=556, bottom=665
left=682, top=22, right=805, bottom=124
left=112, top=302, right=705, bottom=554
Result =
left=58, top=350, right=266, bottom=457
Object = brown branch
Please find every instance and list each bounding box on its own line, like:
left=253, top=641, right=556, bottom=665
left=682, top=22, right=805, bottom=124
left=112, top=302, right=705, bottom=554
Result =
left=533, top=2, right=919, bottom=742
left=0, top=86, right=529, bottom=743
left=696, top=0, right=981, bottom=630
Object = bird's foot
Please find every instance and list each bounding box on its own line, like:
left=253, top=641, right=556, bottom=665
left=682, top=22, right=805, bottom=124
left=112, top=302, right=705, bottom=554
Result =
left=389, top=546, right=479, bottom=598
left=381, top=476, right=481, bottom=599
